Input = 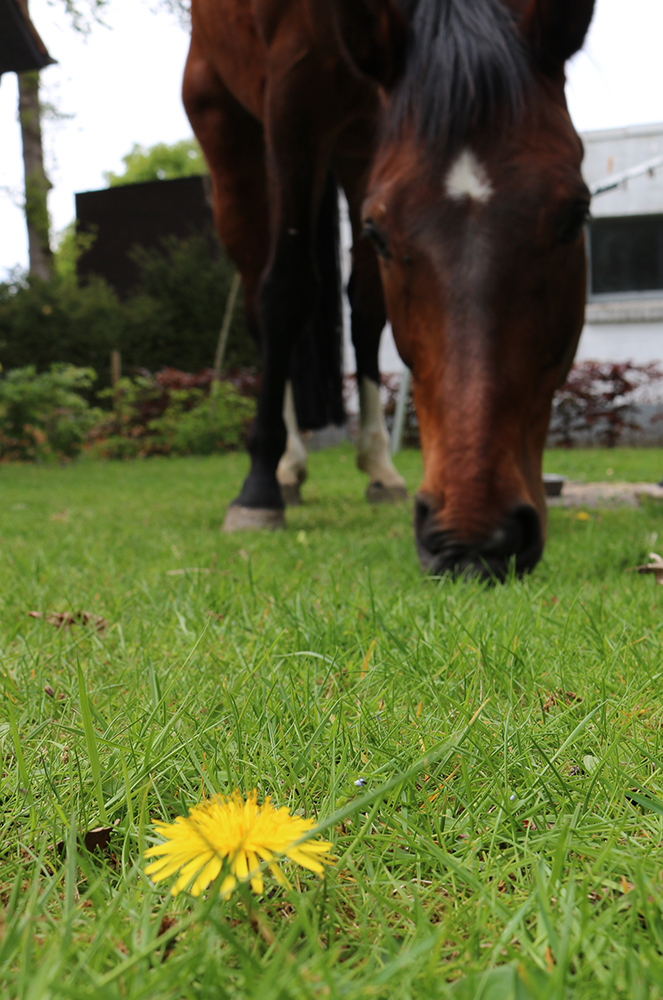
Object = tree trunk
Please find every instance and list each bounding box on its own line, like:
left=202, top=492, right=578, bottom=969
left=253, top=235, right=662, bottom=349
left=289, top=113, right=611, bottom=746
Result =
left=18, top=69, right=53, bottom=281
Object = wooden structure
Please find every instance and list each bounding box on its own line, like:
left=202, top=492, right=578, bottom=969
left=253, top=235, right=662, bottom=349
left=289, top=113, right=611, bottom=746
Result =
left=0, top=0, right=55, bottom=76
left=75, top=176, right=217, bottom=299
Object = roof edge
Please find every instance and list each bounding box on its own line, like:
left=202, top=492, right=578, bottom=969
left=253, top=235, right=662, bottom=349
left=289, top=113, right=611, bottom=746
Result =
left=581, top=122, right=663, bottom=143
left=0, top=0, right=56, bottom=76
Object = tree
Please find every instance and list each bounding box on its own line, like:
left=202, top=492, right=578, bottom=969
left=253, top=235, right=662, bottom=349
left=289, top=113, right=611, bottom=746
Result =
left=17, top=0, right=108, bottom=281
left=18, top=67, right=53, bottom=280
left=104, top=139, right=206, bottom=186
left=16, top=0, right=187, bottom=281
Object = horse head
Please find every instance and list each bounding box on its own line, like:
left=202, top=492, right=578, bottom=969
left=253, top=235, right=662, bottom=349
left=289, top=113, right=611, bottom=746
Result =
left=335, top=0, right=595, bottom=581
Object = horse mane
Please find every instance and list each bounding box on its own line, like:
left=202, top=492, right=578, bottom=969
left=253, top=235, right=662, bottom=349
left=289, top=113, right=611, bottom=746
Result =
left=389, top=0, right=531, bottom=158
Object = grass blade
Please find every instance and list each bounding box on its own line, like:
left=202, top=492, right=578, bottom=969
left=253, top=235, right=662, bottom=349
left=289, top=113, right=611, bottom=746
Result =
left=77, top=662, right=108, bottom=824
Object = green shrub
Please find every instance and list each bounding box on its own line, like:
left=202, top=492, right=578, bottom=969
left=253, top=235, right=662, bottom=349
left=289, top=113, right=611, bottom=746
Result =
left=0, top=236, right=258, bottom=386
left=53, top=222, right=98, bottom=283
left=149, top=385, right=255, bottom=455
left=88, top=370, right=256, bottom=459
left=0, top=274, right=123, bottom=388
left=0, top=363, right=255, bottom=463
left=0, top=363, right=100, bottom=461
left=119, top=235, right=257, bottom=374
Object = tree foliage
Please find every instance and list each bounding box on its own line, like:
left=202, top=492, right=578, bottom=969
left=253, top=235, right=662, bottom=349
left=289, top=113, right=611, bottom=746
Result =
left=53, top=0, right=190, bottom=32
left=52, top=0, right=110, bottom=34
left=104, top=140, right=206, bottom=187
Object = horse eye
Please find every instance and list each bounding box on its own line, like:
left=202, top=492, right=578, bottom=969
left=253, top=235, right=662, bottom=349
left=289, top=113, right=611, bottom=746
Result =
left=362, top=220, right=392, bottom=259
left=557, top=203, right=591, bottom=245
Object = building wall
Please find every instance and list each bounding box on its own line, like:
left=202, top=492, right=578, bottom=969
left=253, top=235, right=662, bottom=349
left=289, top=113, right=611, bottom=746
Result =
left=578, top=321, right=663, bottom=367
left=579, top=123, right=663, bottom=377
left=583, top=123, right=663, bottom=219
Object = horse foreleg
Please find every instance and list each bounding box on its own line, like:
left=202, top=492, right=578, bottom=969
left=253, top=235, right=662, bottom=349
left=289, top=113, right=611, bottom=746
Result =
left=224, top=74, right=333, bottom=528
left=183, top=42, right=284, bottom=531
left=356, top=376, right=408, bottom=503
left=276, top=381, right=308, bottom=506
left=339, top=163, right=408, bottom=504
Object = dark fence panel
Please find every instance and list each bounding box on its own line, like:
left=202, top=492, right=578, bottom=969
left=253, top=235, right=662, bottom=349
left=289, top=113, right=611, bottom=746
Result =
left=76, top=176, right=216, bottom=299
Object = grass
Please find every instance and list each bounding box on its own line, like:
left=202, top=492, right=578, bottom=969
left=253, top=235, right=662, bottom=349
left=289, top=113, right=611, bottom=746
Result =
left=2, top=445, right=663, bottom=998
left=544, top=447, right=663, bottom=483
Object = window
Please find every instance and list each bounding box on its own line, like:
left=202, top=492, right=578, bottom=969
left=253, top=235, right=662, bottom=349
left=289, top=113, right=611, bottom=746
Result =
left=588, top=214, right=663, bottom=298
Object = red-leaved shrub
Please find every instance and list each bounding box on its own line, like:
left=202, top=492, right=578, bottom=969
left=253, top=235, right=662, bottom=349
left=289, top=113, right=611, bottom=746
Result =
left=549, top=361, right=663, bottom=448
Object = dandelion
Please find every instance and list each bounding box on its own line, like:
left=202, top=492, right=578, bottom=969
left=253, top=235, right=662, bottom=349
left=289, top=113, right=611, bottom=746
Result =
left=144, top=789, right=333, bottom=899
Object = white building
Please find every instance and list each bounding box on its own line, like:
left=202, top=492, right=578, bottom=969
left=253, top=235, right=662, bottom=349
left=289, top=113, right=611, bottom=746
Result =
left=579, top=122, right=663, bottom=369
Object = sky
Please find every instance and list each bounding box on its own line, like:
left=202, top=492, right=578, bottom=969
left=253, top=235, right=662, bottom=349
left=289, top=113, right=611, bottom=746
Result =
left=1, top=0, right=663, bottom=280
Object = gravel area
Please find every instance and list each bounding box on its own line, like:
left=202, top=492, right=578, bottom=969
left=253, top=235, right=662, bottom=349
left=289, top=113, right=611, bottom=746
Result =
left=549, top=481, right=663, bottom=508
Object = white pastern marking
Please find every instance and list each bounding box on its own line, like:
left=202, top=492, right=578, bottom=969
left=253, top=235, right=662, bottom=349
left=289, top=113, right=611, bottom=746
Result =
left=277, top=381, right=307, bottom=486
left=356, top=377, right=407, bottom=489
left=445, top=149, right=493, bottom=204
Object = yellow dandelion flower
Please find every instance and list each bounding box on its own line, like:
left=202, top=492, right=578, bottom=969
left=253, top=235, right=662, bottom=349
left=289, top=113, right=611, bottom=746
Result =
left=144, top=789, right=333, bottom=899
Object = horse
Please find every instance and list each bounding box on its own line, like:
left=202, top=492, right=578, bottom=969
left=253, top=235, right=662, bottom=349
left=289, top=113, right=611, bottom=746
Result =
left=183, top=0, right=595, bottom=580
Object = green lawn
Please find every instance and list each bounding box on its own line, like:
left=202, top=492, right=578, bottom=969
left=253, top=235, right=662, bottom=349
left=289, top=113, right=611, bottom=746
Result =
left=3, top=447, right=663, bottom=999
left=544, top=447, right=663, bottom=483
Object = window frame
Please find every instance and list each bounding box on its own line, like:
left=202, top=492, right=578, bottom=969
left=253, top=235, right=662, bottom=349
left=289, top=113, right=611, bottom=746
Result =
left=586, top=213, right=663, bottom=303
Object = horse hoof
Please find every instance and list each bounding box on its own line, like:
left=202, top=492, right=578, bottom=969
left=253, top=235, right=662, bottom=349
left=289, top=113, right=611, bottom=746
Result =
left=222, top=505, right=286, bottom=532
left=366, top=482, right=409, bottom=504
left=280, top=483, right=302, bottom=506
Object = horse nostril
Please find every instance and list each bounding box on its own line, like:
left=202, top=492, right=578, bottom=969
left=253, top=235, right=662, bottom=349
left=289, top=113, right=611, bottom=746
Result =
left=414, top=495, right=446, bottom=572
left=414, top=496, right=431, bottom=536
left=414, top=499, right=543, bottom=580
left=483, top=504, right=542, bottom=575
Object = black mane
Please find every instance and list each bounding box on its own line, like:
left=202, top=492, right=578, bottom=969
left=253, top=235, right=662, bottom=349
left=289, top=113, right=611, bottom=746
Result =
left=390, top=0, right=531, bottom=157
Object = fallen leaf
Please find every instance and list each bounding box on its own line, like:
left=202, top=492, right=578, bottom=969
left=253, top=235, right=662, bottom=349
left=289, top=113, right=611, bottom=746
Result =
left=157, top=915, right=178, bottom=962
left=628, top=552, right=663, bottom=585
left=44, top=683, right=65, bottom=701
left=29, top=610, right=109, bottom=633
left=542, top=690, right=582, bottom=712
left=56, top=819, right=120, bottom=857
left=621, top=875, right=635, bottom=894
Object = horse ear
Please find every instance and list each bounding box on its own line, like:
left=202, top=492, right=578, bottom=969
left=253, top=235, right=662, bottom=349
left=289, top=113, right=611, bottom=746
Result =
left=522, top=0, right=596, bottom=76
left=334, top=0, right=408, bottom=89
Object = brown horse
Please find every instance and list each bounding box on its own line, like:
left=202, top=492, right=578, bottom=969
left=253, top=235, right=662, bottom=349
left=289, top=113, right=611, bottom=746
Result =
left=183, top=0, right=595, bottom=580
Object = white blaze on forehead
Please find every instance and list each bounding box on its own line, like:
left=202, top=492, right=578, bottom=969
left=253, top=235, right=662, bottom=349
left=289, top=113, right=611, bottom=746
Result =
left=444, top=149, right=493, bottom=204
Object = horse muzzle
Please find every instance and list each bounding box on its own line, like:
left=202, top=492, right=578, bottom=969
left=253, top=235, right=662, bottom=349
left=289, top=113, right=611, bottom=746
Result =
left=414, top=495, right=544, bottom=582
